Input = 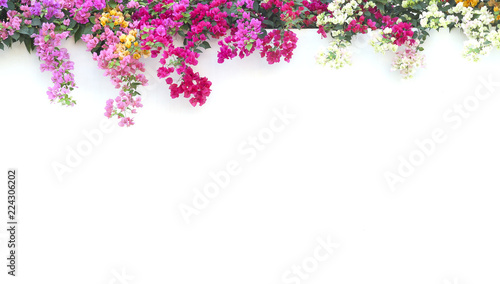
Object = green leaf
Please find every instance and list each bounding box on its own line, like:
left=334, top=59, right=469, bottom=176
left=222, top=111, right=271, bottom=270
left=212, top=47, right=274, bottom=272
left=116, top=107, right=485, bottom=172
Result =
left=200, top=41, right=211, bottom=49
left=11, top=32, right=20, bottom=40
left=253, top=0, right=260, bottom=12
left=262, top=20, right=274, bottom=27
left=74, top=25, right=83, bottom=43
left=44, top=34, right=50, bottom=42
left=23, top=36, right=33, bottom=53
left=258, top=28, right=268, bottom=39
left=108, top=61, right=115, bottom=68
left=31, top=18, right=42, bottom=27
left=69, top=19, right=77, bottom=29
left=3, top=37, right=12, bottom=47
left=376, top=3, right=385, bottom=14
left=0, top=42, right=4, bottom=50
left=18, top=26, right=30, bottom=35
left=265, top=10, right=273, bottom=20
left=246, top=43, right=252, bottom=51
left=83, top=25, right=93, bottom=35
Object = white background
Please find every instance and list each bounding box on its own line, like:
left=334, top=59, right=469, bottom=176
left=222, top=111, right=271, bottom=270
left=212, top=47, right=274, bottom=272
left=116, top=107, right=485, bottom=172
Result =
left=1, top=29, right=500, bottom=284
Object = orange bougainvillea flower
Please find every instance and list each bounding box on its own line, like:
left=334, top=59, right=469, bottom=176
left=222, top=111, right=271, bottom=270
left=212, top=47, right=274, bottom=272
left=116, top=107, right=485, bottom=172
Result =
left=455, top=0, right=479, bottom=7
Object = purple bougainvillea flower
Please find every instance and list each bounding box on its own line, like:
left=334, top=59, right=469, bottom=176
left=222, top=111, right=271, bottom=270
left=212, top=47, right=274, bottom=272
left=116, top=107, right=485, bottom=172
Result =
left=29, top=2, right=42, bottom=16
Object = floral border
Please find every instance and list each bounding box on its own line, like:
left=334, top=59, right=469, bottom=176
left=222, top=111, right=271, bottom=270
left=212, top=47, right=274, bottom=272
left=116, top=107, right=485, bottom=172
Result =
left=1, top=0, right=499, bottom=126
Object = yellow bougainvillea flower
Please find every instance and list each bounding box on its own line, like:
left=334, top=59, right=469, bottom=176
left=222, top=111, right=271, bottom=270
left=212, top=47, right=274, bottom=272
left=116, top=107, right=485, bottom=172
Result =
left=116, top=43, right=125, bottom=53
left=456, top=0, right=479, bottom=7
left=126, top=35, right=135, bottom=42
left=141, top=50, right=151, bottom=58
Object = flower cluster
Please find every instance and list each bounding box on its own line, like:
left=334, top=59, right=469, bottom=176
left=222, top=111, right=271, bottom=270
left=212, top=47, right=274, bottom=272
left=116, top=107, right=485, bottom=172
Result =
left=72, top=0, right=106, bottom=24
left=260, top=29, right=298, bottom=64
left=0, top=10, right=22, bottom=40
left=370, top=16, right=415, bottom=51
left=451, top=2, right=497, bottom=61
left=391, top=40, right=425, bottom=79
left=82, top=4, right=147, bottom=126
left=317, top=0, right=421, bottom=76
left=316, top=38, right=352, bottom=69
left=316, top=0, right=364, bottom=38
left=33, top=22, right=76, bottom=106
left=300, top=0, right=328, bottom=27
left=3, top=0, right=500, bottom=127
left=217, top=2, right=262, bottom=63
left=456, top=0, right=479, bottom=7
left=420, top=3, right=456, bottom=29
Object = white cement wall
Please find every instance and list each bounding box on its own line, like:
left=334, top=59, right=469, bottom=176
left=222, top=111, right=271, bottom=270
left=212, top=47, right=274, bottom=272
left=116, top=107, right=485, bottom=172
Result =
left=0, top=29, right=500, bottom=284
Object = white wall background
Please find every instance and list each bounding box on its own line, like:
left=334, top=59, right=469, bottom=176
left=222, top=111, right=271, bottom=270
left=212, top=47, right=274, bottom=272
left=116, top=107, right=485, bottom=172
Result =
left=1, top=29, right=500, bottom=284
